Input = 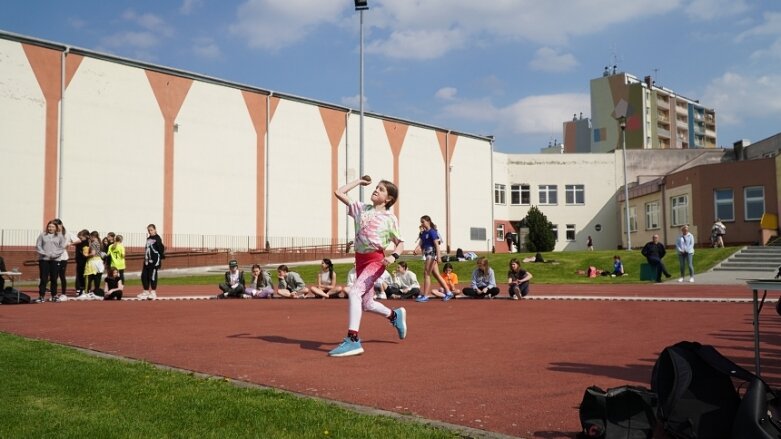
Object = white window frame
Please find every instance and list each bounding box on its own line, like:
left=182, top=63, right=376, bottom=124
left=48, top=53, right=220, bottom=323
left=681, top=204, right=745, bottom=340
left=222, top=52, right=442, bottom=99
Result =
left=539, top=185, right=558, bottom=205
left=671, top=195, right=689, bottom=226
left=645, top=202, right=659, bottom=230
left=496, top=224, right=505, bottom=241
left=713, top=188, right=734, bottom=222
left=510, top=184, right=530, bottom=205
left=494, top=184, right=506, bottom=205
left=565, top=224, right=576, bottom=241
left=551, top=224, right=558, bottom=242
left=744, top=186, right=765, bottom=221
left=565, top=184, right=585, bottom=205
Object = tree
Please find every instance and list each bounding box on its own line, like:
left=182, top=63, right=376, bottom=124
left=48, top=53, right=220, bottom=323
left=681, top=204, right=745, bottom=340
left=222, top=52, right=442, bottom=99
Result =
left=523, top=206, right=555, bottom=252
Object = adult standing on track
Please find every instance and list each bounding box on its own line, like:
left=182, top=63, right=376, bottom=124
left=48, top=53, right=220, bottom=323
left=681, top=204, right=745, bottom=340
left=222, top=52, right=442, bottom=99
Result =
left=35, top=220, right=66, bottom=303
left=137, top=224, right=164, bottom=301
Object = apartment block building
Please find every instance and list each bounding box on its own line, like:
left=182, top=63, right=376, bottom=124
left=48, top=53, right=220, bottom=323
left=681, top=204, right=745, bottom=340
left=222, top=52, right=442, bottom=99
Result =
left=589, top=69, right=717, bottom=152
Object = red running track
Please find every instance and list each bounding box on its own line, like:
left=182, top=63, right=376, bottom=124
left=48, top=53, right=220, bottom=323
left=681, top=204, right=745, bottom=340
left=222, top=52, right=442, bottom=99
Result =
left=1, top=282, right=779, bottom=438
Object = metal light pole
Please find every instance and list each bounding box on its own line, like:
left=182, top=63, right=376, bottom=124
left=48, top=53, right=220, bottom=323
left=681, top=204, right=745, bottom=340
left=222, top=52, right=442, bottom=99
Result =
left=355, top=0, right=368, bottom=201
left=619, top=116, right=632, bottom=250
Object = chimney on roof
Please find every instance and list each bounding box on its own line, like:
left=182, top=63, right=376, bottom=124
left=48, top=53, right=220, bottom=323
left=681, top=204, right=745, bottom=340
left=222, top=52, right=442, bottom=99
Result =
left=644, top=75, right=653, bottom=88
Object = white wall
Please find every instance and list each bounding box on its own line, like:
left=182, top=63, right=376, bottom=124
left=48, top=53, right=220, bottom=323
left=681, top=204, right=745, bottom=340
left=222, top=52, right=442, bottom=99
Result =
left=62, top=57, right=164, bottom=237
left=173, top=81, right=257, bottom=237
left=0, top=40, right=46, bottom=230
left=496, top=152, right=620, bottom=251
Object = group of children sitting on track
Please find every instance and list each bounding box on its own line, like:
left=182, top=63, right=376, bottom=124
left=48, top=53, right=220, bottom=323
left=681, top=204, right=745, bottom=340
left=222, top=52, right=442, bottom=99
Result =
left=215, top=255, right=533, bottom=301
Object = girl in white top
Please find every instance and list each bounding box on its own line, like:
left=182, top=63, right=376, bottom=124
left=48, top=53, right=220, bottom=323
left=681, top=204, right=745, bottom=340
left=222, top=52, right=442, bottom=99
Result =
left=310, top=258, right=344, bottom=298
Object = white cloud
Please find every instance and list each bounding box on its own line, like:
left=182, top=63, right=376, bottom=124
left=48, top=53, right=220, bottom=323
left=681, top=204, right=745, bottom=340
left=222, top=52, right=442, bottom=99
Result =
left=229, top=0, right=344, bottom=51
left=365, top=28, right=466, bottom=59
left=102, top=31, right=159, bottom=49
left=440, top=92, right=589, bottom=135
left=192, top=37, right=221, bottom=60
left=435, top=87, right=458, bottom=101
left=529, top=47, right=578, bottom=73
left=703, top=72, right=781, bottom=125
left=121, top=9, right=172, bottom=37
left=341, top=94, right=369, bottom=110
left=366, top=0, right=680, bottom=60
left=684, top=0, right=748, bottom=21
left=500, top=93, right=590, bottom=135
left=737, top=11, right=781, bottom=42
left=180, top=0, right=204, bottom=15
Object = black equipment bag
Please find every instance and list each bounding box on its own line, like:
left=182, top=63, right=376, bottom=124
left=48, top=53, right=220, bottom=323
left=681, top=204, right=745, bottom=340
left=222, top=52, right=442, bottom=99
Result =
left=579, top=385, right=657, bottom=439
left=2, top=287, right=31, bottom=304
left=651, top=340, right=781, bottom=439
left=732, top=378, right=781, bottom=439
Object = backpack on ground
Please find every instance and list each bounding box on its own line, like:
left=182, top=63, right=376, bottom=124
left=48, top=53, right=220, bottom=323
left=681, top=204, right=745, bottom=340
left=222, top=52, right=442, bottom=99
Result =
left=578, top=385, right=657, bottom=439
left=2, top=287, right=31, bottom=304
left=651, top=340, right=781, bottom=439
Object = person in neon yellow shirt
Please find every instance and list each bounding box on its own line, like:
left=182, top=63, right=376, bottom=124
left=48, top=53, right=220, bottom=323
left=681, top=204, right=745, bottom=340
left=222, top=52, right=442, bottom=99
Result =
left=108, top=234, right=126, bottom=283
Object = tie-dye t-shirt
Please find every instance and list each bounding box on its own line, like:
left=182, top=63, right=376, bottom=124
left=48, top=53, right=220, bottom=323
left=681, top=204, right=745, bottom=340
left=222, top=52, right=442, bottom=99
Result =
left=349, top=201, right=402, bottom=254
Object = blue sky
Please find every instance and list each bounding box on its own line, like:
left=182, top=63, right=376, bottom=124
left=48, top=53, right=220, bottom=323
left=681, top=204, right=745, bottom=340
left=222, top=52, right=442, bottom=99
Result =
left=2, top=0, right=781, bottom=154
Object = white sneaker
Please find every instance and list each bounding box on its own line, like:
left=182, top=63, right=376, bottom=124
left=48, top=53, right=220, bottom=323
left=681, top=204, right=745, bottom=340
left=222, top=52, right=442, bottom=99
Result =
left=678, top=277, right=684, bottom=283
left=689, top=277, right=694, bottom=283
left=137, top=291, right=149, bottom=300
left=376, top=292, right=387, bottom=300
left=147, top=291, right=157, bottom=300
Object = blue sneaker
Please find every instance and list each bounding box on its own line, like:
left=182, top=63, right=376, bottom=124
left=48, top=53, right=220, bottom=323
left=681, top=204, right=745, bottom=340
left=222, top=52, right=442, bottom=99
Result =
left=415, top=295, right=429, bottom=303
left=443, top=291, right=454, bottom=301
left=328, top=337, right=364, bottom=357
left=391, top=307, right=407, bottom=340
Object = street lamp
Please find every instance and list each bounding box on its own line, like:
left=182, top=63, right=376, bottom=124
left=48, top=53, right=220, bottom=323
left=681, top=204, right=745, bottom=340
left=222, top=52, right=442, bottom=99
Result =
left=354, top=0, right=368, bottom=201
left=618, top=116, right=632, bottom=250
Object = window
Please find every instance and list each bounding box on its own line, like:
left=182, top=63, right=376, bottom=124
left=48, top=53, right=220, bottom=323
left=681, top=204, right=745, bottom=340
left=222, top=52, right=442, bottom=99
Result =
left=566, top=224, right=576, bottom=241
left=629, top=206, right=638, bottom=232
left=494, top=184, right=506, bottom=205
left=539, top=185, right=558, bottom=205
left=565, top=184, right=585, bottom=205
left=714, top=189, right=734, bottom=222
left=470, top=227, right=486, bottom=241
left=671, top=195, right=689, bottom=226
left=551, top=224, right=558, bottom=242
left=645, top=202, right=659, bottom=229
left=744, top=186, right=765, bottom=221
left=496, top=224, right=505, bottom=241
left=511, top=184, right=530, bottom=205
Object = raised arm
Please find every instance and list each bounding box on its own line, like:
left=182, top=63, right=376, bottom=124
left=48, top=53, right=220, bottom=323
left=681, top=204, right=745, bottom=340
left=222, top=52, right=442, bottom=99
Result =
left=335, top=175, right=372, bottom=206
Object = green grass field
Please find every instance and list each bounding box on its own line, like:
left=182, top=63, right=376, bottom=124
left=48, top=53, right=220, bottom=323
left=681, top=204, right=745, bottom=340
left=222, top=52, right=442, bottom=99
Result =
left=0, top=332, right=458, bottom=438
left=122, top=246, right=739, bottom=287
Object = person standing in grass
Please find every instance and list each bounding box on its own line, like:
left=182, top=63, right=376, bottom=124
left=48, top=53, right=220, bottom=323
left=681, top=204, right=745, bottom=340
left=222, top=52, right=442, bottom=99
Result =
left=138, top=224, right=164, bottom=300
left=329, top=175, right=406, bottom=357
